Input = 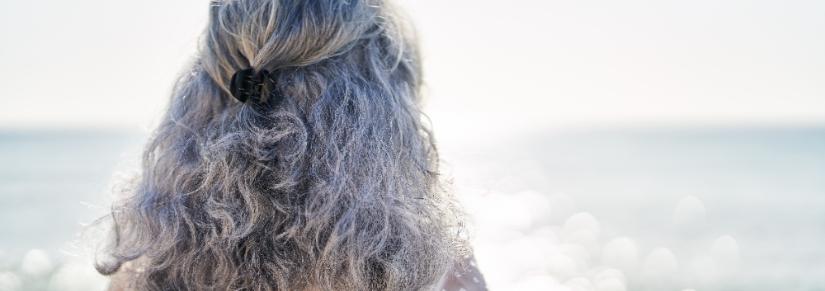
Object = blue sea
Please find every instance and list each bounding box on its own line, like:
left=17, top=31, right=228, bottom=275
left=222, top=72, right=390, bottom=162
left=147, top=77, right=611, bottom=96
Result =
left=0, top=126, right=823, bottom=290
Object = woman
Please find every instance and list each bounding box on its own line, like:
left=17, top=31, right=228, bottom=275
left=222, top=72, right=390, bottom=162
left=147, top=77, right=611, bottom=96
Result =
left=97, top=0, right=486, bottom=290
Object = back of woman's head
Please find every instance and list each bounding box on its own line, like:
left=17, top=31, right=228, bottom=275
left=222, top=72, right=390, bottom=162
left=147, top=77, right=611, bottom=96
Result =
left=97, top=0, right=464, bottom=290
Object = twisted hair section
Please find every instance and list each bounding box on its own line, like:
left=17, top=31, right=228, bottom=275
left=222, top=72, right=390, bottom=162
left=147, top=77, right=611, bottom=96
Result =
left=97, top=0, right=466, bottom=290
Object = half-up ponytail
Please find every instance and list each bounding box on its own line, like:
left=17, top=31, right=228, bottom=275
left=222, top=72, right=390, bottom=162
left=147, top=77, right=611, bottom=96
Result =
left=97, top=1, right=464, bottom=290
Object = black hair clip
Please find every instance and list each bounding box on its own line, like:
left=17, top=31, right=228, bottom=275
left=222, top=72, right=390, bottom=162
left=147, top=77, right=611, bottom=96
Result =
left=229, top=68, right=274, bottom=104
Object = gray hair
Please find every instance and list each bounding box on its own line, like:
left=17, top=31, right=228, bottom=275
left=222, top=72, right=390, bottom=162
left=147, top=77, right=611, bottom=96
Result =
left=96, top=0, right=466, bottom=290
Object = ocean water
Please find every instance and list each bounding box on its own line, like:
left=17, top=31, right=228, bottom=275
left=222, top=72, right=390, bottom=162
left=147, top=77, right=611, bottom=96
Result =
left=0, top=130, right=145, bottom=291
left=441, top=126, right=825, bottom=291
left=0, top=126, right=823, bottom=290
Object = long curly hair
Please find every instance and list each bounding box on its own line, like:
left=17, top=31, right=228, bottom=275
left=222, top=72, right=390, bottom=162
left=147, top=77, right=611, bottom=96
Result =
left=96, top=1, right=465, bottom=290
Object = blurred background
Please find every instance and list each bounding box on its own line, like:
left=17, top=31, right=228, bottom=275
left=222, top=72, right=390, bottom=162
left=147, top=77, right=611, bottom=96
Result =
left=1, top=0, right=824, bottom=290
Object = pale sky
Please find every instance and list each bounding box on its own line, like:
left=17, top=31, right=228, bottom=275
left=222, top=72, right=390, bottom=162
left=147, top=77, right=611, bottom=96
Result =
left=1, top=0, right=823, bottom=131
